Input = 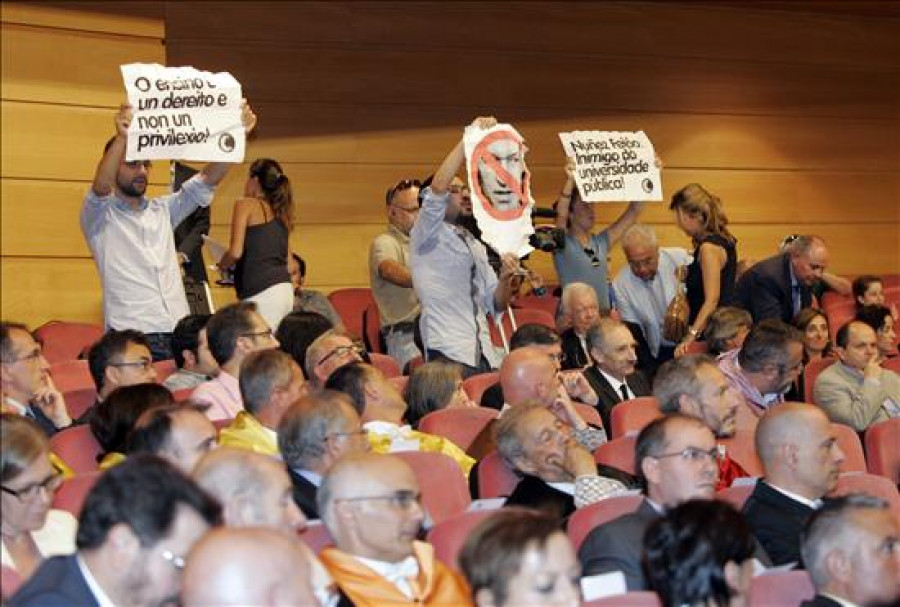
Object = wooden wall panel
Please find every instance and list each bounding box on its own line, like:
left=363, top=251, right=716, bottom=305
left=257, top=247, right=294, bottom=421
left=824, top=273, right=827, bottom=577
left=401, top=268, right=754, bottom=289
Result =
left=1, top=23, right=165, bottom=107
left=1, top=2, right=165, bottom=327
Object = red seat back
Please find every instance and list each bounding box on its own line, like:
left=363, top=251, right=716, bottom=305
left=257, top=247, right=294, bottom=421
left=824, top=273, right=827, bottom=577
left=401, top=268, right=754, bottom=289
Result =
left=804, top=356, right=837, bottom=403
left=610, top=396, right=661, bottom=439
left=514, top=295, right=560, bottom=320
left=34, top=321, right=104, bottom=365
left=63, top=387, right=97, bottom=420
left=477, top=451, right=521, bottom=499
left=298, top=521, right=334, bottom=555
left=488, top=308, right=556, bottom=347
left=883, top=357, right=900, bottom=374
left=427, top=509, right=497, bottom=570
left=362, top=301, right=384, bottom=354
left=369, top=352, right=401, bottom=378
left=865, top=418, right=900, bottom=482
left=392, top=451, right=471, bottom=525
left=327, top=288, right=374, bottom=341
left=575, top=403, right=604, bottom=430
left=153, top=359, right=177, bottom=382
left=831, top=471, right=900, bottom=523
left=49, top=424, right=101, bottom=474
left=418, top=407, right=498, bottom=452
left=172, top=388, right=194, bottom=402
left=462, top=372, right=500, bottom=405
left=749, top=570, right=815, bottom=607
left=832, top=422, right=867, bottom=473
left=594, top=435, right=638, bottom=475
left=52, top=472, right=101, bottom=518
left=50, top=359, right=93, bottom=393
left=567, top=493, right=643, bottom=551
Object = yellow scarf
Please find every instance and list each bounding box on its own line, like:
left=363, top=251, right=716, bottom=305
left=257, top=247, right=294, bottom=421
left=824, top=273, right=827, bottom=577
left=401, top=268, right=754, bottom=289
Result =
left=218, top=411, right=279, bottom=457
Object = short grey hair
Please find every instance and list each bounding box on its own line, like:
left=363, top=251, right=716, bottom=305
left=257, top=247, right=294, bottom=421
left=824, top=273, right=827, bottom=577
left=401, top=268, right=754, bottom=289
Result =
left=586, top=317, right=626, bottom=355
left=704, top=307, right=752, bottom=356
left=303, top=329, right=347, bottom=381
left=495, top=402, right=545, bottom=472
left=560, top=282, right=598, bottom=316
left=278, top=390, right=356, bottom=469
left=621, top=224, right=658, bottom=252
left=239, top=349, right=295, bottom=415
left=801, top=493, right=890, bottom=589
left=653, top=354, right=717, bottom=413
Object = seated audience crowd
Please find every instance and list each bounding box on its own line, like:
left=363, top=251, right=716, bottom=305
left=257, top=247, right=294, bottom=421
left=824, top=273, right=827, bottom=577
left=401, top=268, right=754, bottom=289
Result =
left=1, top=110, right=898, bottom=606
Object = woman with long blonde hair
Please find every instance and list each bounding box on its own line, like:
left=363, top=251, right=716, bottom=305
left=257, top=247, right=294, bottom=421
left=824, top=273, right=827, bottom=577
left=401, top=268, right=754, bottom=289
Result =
left=670, top=184, right=738, bottom=356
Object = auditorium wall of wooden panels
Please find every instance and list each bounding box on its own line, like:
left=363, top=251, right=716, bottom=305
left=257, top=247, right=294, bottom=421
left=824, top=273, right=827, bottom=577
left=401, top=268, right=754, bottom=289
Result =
left=2, top=2, right=898, bottom=328
left=1, top=2, right=167, bottom=326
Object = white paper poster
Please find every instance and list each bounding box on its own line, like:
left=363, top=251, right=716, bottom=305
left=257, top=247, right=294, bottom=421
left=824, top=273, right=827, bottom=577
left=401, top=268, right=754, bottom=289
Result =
left=121, top=63, right=245, bottom=163
left=463, top=123, right=535, bottom=257
left=558, top=130, right=662, bottom=202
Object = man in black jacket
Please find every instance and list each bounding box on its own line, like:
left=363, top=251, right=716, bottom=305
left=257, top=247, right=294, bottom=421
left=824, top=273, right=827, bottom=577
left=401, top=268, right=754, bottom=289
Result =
left=743, top=402, right=845, bottom=568
left=734, top=235, right=830, bottom=323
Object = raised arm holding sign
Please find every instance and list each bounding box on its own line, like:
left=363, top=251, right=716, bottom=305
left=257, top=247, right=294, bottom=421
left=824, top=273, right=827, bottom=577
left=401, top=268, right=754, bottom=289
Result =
left=82, top=67, right=256, bottom=360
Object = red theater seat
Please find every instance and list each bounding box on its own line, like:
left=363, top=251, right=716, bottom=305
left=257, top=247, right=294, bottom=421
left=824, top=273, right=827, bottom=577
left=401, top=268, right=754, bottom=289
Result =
left=427, top=509, right=497, bottom=570
left=568, top=493, right=643, bottom=551
left=418, top=407, right=498, bottom=452
left=393, top=451, right=471, bottom=525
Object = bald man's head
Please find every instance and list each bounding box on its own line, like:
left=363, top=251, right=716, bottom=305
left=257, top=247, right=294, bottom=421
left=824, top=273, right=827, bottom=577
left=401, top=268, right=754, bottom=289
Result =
left=192, top=447, right=307, bottom=534
left=182, top=527, right=316, bottom=606
left=318, top=453, right=425, bottom=562
left=500, top=346, right=558, bottom=407
left=755, top=402, right=845, bottom=500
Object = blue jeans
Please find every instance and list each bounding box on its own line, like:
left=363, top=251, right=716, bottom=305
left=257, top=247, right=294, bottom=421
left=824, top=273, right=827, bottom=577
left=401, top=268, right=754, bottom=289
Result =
left=145, top=332, right=174, bottom=362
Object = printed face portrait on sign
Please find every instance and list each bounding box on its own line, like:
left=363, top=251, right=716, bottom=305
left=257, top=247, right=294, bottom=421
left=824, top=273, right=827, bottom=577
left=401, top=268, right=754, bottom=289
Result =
left=468, top=130, right=532, bottom=221
left=463, top=123, right=535, bottom=257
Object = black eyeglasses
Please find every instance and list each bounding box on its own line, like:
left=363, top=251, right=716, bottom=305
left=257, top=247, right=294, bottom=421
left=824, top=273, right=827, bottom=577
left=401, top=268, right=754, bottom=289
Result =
left=385, top=179, right=422, bottom=205
left=1, top=472, right=63, bottom=500
left=652, top=446, right=723, bottom=464
left=316, top=344, right=363, bottom=367
left=335, top=490, right=421, bottom=510
left=108, top=358, right=153, bottom=371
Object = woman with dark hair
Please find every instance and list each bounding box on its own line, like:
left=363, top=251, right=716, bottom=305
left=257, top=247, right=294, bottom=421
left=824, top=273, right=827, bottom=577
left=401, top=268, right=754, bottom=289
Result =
left=404, top=361, right=474, bottom=428
left=90, top=383, right=175, bottom=468
left=460, top=509, right=580, bottom=607
left=789, top=308, right=834, bottom=401
left=644, top=499, right=755, bottom=607
left=856, top=304, right=898, bottom=361
left=218, top=158, right=295, bottom=331
left=670, top=184, right=738, bottom=357
left=1, top=414, right=75, bottom=580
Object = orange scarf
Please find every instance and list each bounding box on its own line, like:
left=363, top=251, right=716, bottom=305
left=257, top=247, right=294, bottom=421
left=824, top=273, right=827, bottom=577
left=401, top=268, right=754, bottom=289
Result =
left=319, top=541, right=472, bottom=606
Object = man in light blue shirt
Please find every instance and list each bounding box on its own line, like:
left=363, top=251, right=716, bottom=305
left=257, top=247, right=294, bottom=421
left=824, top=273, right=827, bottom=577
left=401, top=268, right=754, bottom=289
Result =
left=612, top=224, right=691, bottom=373
left=410, top=117, right=518, bottom=375
left=81, top=101, right=256, bottom=360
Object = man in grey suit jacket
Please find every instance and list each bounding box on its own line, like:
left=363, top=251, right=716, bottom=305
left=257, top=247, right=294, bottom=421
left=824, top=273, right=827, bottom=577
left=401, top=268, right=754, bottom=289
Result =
left=578, top=414, right=720, bottom=590
left=814, top=321, right=900, bottom=432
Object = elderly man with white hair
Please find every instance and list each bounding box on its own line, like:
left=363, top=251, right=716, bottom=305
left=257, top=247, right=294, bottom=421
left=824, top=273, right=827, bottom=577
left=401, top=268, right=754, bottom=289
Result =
left=612, top=224, right=691, bottom=374
left=559, top=282, right=603, bottom=370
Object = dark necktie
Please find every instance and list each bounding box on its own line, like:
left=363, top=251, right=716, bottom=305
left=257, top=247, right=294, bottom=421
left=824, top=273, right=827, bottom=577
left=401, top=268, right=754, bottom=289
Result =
left=792, top=284, right=802, bottom=315
left=620, top=383, right=630, bottom=402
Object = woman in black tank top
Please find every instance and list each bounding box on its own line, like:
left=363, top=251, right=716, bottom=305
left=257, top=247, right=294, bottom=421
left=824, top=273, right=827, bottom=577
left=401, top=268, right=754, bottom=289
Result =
left=217, top=158, right=295, bottom=330
left=669, top=183, right=738, bottom=357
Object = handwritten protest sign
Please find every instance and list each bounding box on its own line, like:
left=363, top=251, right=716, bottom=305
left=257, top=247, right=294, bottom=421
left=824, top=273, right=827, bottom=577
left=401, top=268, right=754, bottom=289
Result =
left=558, top=131, right=662, bottom=202
left=463, top=123, right=535, bottom=257
left=121, top=63, right=244, bottom=162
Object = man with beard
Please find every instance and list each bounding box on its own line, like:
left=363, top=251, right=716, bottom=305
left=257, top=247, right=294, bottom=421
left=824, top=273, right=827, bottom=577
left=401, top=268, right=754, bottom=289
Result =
left=743, top=402, right=846, bottom=568
left=81, top=101, right=256, bottom=360
left=654, top=354, right=751, bottom=489
left=11, top=455, right=221, bottom=607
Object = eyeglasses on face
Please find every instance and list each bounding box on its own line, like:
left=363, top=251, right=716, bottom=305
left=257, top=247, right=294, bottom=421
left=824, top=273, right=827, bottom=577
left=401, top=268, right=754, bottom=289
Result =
left=1, top=471, right=63, bottom=500
left=335, top=490, right=421, bottom=510
left=317, top=344, right=364, bottom=367
left=325, top=428, right=369, bottom=442
left=3, top=346, right=44, bottom=365
left=108, top=358, right=153, bottom=371
left=651, top=446, right=723, bottom=464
